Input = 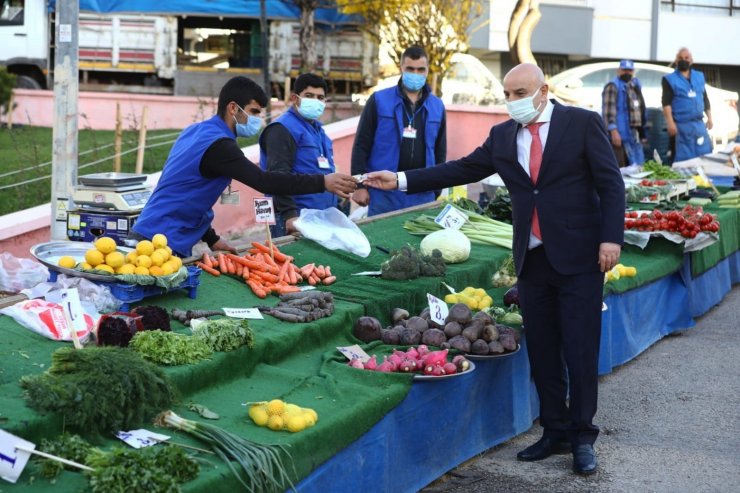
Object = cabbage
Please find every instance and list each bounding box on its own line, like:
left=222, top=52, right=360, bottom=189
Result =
left=420, top=229, right=471, bottom=263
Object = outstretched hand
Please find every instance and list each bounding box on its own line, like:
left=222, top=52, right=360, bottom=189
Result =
left=324, top=173, right=357, bottom=199
left=363, top=171, right=398, bottom=190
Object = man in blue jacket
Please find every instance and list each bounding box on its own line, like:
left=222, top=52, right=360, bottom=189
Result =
left=259, top=73, right=336, bottom=236
left=365, top=63, right=624, bottom=476
left=351, top=45, right=446, bottom=216
left=132, top=76, right=356, bottom=257
left=601, top=59, right=646, bottom=166
left=662, top=47, right=713, bottom=163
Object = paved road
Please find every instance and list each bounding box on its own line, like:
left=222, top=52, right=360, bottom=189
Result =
left=422, top=285, right=740, bottom=493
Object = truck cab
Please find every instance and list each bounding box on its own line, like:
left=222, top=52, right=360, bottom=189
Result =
left=0, top=0, right=48, bottom=88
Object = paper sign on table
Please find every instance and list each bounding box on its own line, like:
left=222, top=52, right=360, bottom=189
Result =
left=427, top=293, right=449, bottom=326
left=434, top=204, right=468, bottom=230
left=59, top=288, right=87, bottom=335
left=337, top=344, right=371, bottom=364
left=253, top=197, right=275, bottom=225
left=351, top=271, right=382, bottom=276
left=0, top=430, right=35, bottom=484
left=731, top=154, right=740, bottom=174
left=116, top=429, right=170, bottom=449
left=222, top=307, right=263, bottom=319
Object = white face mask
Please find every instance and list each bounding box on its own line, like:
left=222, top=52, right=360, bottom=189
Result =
left=505, top=87, right=546, bottom=124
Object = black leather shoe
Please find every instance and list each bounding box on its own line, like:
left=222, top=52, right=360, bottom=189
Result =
left=573, top=444, right=598, bottom=475
left=517, top=437, right=572, bottom=461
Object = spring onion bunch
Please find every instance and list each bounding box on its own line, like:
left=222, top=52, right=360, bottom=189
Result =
left=157, top=411, right=294, bottom=493
left=404, top=204, right=514, bottom=249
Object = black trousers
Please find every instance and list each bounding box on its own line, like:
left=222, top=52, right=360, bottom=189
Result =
left=517, top=246, right=604, bottom=445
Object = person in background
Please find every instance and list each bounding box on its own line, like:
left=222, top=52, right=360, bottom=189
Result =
left=601, top=59, right=646, bottom=166
left=132, top=76, right=356, bottom=258
left=259, top=73, right=339, bottom=237
left=364, top=63, right=624, bottom=476
left=351, top=45, right=446, bottom=216
left=662, top=47, right=713, bottom=163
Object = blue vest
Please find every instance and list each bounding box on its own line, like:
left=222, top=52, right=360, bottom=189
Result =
left=664, top=69, right=712, bottom=161
left=366, top=85, right=445, bottom=216
left=611, top=76, right=641, bottom=137
left=259, top=108, right=336, bottom=212
left=133, top=116, right=232, bottom=257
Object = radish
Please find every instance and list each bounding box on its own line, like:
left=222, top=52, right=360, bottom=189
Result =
left=443, top=362, right=457, bottom=375
left=388, top=353, right=403, bottom=369
left=422, top=349, right=449, bottom=367
left=376, top=361, right=393, bottom=372
left=364, top=355, right=378, bottom=371
left=424, top=364, right=436, bottom=375
left=417, top=345, right=430, bottom=358
left=431, top=365, right=445, bottom=376
left=405, top=347, right=419, bottom=360
left=399, top=359, right=416, bottom=372
left=348, top=358, right=364, bottom=369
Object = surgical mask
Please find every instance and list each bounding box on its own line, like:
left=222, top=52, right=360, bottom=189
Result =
left=676, top=60, right=691, bottom=71
left=297, top=97, right=326, bottom=120
left=402, top=72, right=427, bottom=92
left=505, top=87, right=546, bottom=125
left=619, top=74, right=633, bottom=83
left=233, top=106, right=263, bottom=137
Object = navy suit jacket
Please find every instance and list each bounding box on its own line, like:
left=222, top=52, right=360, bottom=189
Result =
left=406, top=101, right=625, bottom=276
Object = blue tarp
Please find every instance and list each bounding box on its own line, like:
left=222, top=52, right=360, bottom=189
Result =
left=50, top=0, right=362, bottom=26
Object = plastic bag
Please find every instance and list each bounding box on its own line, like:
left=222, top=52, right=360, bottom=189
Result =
left=21, top=274, right=120, bottom=314
left=0, top=252, right=49, bottom=293
left=294, top=207, right=371, bottom=257
left=0, top=299, right=94, bottom=342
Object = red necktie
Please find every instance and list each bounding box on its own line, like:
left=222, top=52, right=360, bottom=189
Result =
left=527, top=122, right=544, bottom=240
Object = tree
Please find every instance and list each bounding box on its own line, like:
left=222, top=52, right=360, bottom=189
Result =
left=292, top=0, right=319, bottom=73
left=336, top=0, right=483, bottom=89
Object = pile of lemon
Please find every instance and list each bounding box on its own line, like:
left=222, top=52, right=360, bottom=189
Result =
left=606, top=264, right=638, bottom=282
left=57, top=234, right=181, bottom=276
left=248, top=399, right=318, bottom=433
left=444, top=286, right=494, bottom=310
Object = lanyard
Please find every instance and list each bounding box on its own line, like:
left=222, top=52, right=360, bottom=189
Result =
left=403, top=101, right=424, bottom=128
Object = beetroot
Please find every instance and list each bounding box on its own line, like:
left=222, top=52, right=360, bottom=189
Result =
left=448, top=335, right=471, bottom=353
left=353, top=316, right=382, bottom=343
left=421, top=328, right=447, bottom=348
left=444, top=321, right=463, bottom=338
left=471, top=339, right=489, bottom=355
left=399, top=328, right=422, bottom=346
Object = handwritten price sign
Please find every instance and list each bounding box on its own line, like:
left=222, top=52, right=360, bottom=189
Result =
left=434, top=204, right=468, bottom=230
left=426, top=293, right=449, bottom=326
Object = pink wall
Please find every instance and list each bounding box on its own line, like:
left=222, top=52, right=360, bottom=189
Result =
left=1, top=105, right=510, bottom=259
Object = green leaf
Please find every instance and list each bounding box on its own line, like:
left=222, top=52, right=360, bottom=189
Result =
left=188, top=403, right=220, bottom=420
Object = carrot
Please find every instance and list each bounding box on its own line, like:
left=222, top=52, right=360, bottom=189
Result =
left=226, top=254, right=267, bottom=272
left=253, top=270, right=280, bottom=284
left=262, top=252, right=278, bottom=269
left=202, top=253, right=213, bottom=268
left=300, top=263, right=315, bottom=279
left=287, top=265, right=298, bottom=285
left=251, top=241, right=290, bottom=263
left=217, top=253, right=228, bottom=274
left=277, top=260, right=291, bottom=283
left=246, top=280, right=267, bottom=298
left=307, top=273, right=318, bottom=286
left=315, top=265, right=326, bottom=279
left=196, top=261, right=221, bottom=276
left=242, top=266, right=250, bottom=280
left=227, top=258, right=236, bottom=275
left=274, top=284, right=301, bottom=294
left=322, top=275, right=337, bottom=285
left=325, top=266, right=332, bottom=277
left=236, top=262, right=243, bottom=277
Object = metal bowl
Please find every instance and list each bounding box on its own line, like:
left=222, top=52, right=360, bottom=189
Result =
left=30, top=241, right=133, bottom=283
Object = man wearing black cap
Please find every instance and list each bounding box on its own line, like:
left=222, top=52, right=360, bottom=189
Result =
left=601, top=59, right=647, bottom=166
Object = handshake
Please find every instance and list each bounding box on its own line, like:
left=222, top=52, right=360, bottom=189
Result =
left=324, top=171, right=399, bottom=204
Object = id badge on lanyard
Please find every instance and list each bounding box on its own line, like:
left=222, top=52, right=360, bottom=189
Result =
left=317, top=156, right=331, bottom=169
left=403, top=126, right=417, bottom=139
left=220, top=184, right=239, bottom=205
left=687, top=89, right=697, bottom=98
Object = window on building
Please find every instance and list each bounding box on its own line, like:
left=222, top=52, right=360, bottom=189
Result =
left=0, top=0, right=24, bottom=26
left=660, top=0, right=737, bottom=16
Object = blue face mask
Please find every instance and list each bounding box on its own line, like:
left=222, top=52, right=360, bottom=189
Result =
left=234, top=105, right=263, bottom=138
left=402, top=72, right=427, bottom=92
left=297, top=97, right=326, bottom=120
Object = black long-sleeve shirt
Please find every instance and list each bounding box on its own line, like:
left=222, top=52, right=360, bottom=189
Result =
left=351, top=83, right=447, bottom=183
left=260, top=123, right=303, bottom=221
left=196, top=137, right=324, bottom=245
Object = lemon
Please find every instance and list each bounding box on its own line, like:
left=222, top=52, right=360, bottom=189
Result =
left=125, top=251, right=138, bottom=264
left=105, top=251, right=125, bottom=269
left=267, top=415, right=284, bottom=431
left=58, top=256, right=76, bottom=269
left=153, top=247, right=170, bottom=261
left=284, top=403, right=302, bottom=416
left=149, top=265, right=164, bottom=276
left=136, top=255, right=152, bottom=268
left=94, top=237, right=117, bottom=254
left=286, top=415, right=307, bottom=433
left=478, top=297, right=493, bottom=309
left=152, top=233, right=168, bottom=249
left=302, top=408, right=318, bottom=426
left=170, top=256, right=182, bottom=270
left=150, top=251, right=165, bottom=267
left=95, top=264, right=115, bottom=274
left=85, top=248, right=105, bottom=267
left=609, top=266, right=621, bottom=280
left=474, top=288, right=487, bottom=299
left=117, top=264, right=136, bottom=275
left=462, top=286, right=476, bottom=296
left=136, top=240, right=154, bottom=256
left=161, top=261, right=175, bottom=275
left=444, top=294, right=458, bottom=304
left=624, top=266, right=637, bottom=277
left=250, top=406, right=269, bottom=427
left=266, top=399, right=286, bottom=416
left=134, top=266, right=150, bottom=275
left=81, top=262, right=93, bottom=270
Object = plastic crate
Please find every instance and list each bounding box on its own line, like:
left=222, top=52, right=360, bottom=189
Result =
left=48, top=266, right=201, bottom=312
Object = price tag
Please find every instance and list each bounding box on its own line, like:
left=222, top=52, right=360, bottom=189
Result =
left=351, top=271, right=382, bottom=276
left=253, top=197, right=275, bottom=225
left=337, top=344, right=371, bottom=363
left=426, top=293, right=448, bottom=326
left=59, top=288, right=87, bottom=345
left=116, top=429, right=170, bottom=449
left=222, top=307, right=263, bottom=319
left=0, top=430, right=35, bottom=484
left=434, top=204, right=468, bottom=230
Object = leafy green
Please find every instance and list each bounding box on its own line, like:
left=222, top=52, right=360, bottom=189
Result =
left=643, top=160, right=683, bottom=179
left=130, top=330, right=212, bottom=366
left=36, top=434, right=93, bottom=478
left=20, top=347, right=176, bottom=436
left=86, top=445, right=199, bottom=493
left=192, top=318, right=254, bottom=352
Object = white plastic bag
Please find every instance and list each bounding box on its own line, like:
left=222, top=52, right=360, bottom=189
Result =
left=0, top=299, right=94, bottom=342
left=294, top=207, right=371, bottom=257
left=21, top=274, right=119, bottom=314
left=0, top=252, right=49, bottom=293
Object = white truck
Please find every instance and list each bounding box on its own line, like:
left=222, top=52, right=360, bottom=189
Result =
left=0, top=0, right=378, bottom=97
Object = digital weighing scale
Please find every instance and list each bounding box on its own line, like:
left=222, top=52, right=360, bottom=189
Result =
left=67, top=173, right=152, bottom=243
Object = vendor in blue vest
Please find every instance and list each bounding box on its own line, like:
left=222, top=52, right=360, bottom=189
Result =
left=662, top=47, right=713, bottom=163
left=601, top=59, right=647, bottom=166
left=259, top=73, right=336, bottom=236
left=131, top=76, right=356, bottom=257
left=351, top=45, right=447, bottom=216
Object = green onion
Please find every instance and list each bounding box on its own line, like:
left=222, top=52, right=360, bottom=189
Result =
left=157, top=411, right=295, bottom=493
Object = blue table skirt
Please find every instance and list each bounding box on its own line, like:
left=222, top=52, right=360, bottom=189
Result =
left=684, top=250, right=740, bottom=318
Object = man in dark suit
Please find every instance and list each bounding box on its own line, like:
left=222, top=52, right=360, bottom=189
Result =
left=363, top=63, right=624, bottom=475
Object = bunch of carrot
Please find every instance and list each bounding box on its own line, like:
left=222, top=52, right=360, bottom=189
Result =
left=195, top=241, right=336, bottom=298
